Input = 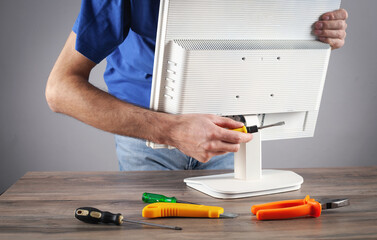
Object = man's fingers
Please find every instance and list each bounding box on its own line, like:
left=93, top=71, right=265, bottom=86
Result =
left=318, top=37, right=345, bottom=50
left=216, top=127, right=252, bottom=144
left=315, top=20, right=347, bottom=30
left=203, top=140, right=241, bottom=153
left=315, top=29, right=346, bottom=39
left=315, top=9, right=348, bottom=50
left=213, top=116, right=244, bottom=129
left=211, top=116, right=252, bottom=143
left=321, top=8, right=348, bottom=21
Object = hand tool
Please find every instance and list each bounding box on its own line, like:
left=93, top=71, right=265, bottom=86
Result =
left=142, top=192, right=196, bottom=204
left=142, top=203, right=238, bottom=218
left=75, top=207, right=182, bottom=230
left=232, top=121, right=285, bottom=133
left=251, top=195, right=350, bottom=220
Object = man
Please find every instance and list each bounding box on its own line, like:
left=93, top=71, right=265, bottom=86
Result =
left=46, top=1, right=348, bottom=171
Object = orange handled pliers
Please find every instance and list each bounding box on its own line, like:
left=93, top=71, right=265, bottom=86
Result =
left=251, top=195, right=349, bottom=220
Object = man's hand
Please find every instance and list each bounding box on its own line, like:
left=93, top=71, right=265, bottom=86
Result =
left=167, top=114, right=253, bottom=163
left=314, top=9, right=348, bottom=50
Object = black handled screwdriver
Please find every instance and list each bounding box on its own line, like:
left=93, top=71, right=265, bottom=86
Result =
left=75, top=207, right=182, bottom=230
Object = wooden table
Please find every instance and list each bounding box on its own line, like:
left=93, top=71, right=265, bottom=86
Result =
left=0, top=167, right=376, bottom=239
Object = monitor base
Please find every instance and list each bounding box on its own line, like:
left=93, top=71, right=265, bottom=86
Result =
left=184, top=169, right=303, bottom=199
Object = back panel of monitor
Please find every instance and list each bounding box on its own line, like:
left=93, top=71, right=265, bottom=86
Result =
left=150, top=0, right=341, bottom=141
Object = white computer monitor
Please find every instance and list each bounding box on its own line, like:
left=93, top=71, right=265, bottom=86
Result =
left=149, top=0, right=341, bottom=198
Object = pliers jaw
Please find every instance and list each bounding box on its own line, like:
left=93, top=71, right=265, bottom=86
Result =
left=319, top=198, right=350, bottom=210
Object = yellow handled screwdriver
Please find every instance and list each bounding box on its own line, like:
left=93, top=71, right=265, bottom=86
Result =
left=142, top=203, right=238, bottom=218
left=75, top=207, right=182, bottom=230
left=232, top=121, right=285, bottom=133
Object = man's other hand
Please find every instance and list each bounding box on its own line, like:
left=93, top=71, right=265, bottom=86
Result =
left=314, top=9, right=348, bottom=50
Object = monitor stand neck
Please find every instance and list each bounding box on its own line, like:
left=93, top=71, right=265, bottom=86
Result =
left=234, top=115, right=261, bottom=180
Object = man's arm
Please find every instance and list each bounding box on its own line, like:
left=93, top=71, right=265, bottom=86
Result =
left=46, top=31, right=252, bottom=163
left=314, top=9, right=348, bottom=50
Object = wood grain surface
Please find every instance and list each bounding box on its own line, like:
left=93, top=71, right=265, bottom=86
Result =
left=0, top=167, right=376, bottom=239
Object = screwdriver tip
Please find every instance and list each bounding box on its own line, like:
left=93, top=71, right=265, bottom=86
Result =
left=175, top=227, right=183, bottom=230
left=257, top=121, right=286, bottom=131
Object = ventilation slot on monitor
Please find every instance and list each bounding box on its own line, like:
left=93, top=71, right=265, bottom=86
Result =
left=164, top=60, right=179, bottom=100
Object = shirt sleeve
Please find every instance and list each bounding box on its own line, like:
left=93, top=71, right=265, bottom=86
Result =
left=72, top=0, right=131, bottom=64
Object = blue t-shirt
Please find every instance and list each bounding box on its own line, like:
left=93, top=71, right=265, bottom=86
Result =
left=72, top=0, right=160, bottom=108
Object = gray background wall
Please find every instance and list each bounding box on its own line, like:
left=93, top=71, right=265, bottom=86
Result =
left=0, top=0, right=376, bottom=193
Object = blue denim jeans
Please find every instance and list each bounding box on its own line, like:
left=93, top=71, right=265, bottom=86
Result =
left=115, top=135, right=234, bottom=171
